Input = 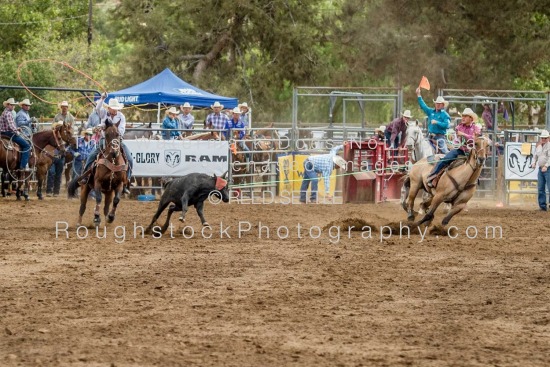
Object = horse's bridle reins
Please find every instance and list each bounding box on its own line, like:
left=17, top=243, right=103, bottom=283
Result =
left=445, top=136, right=487, bottom=201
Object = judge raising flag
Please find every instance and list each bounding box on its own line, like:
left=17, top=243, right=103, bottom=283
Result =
left=419, top=76, right=430, bottom=90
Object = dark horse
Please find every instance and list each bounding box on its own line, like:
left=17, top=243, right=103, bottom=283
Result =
left=30, top=123, right=76, bottom=200
left=1, top=123, right=74, bottom=200
left=68, top=121, right=128, bottom=227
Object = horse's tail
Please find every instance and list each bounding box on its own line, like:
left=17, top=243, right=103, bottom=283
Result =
left=67, top=177, right=80, bottom=198
left=400, top=175, right=410, bottom=211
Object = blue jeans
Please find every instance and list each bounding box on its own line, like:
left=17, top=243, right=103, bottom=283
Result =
left=47, top=156, right=65, bottom=195
left=300, top=160, right=319, bottom=202
left=2, top=131, right=30, bottom=168
left=431, top=134, right=449, bottom=154
left=84, top=140, right=133, bottom=181
left=72, top=158, right=84, bottom=181
left=429, top=149, right=465, bottom=178
left=537, top=168, right=550, bottom=210
left=384, top=130, right=400, bottom=149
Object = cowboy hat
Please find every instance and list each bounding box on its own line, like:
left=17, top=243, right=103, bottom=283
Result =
left=333, top=156, right=348, bottom=170
left=374, top=125, right=386, bottom=132
left=19, top=98, right=32, bottom=106
left=51, top=120, right=64, bottom=129
left=211, top=101, right=224, bottom=109
left=239, top=102, right=249, bottom=109
left=540, top=130, right=550, bottom=138
left=181, top=102, right=193, bottom=110
left=231, top=107, right=241, bottom=114
left=401, top=110, right=412, bottom=119
left=459, top=107, right=478, bottom=121
left=166, top=107, right=180, bottom=115
left=82, top=128, right=94, bottom=136
left=433, top=96, right=447, bottom=104
left=106, top=98, right=124, bottom=110
left=3, top=98, right=18, bottom=107
left=59, top=101, right=70, bottom=108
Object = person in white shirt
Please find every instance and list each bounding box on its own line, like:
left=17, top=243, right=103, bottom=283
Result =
left=531, top=129, right=550, bottom=211
left=80, top=93, right=133, bottom=194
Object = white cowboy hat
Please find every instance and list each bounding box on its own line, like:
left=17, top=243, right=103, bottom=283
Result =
left=181, top=102, right=193, bottom=110
left=211, top=101, right=224, bottom=109
left=82, top=128, right=94, bottom=136
left=540, top=130, right=550, bottom=138
left=333, top=156, right=347, bottom=170
left=106, top=98, right=124, bottom=110
left=3, top=98, right=18, bottom=107
left=239, top=102, right=249, bottom=109
left=166, top=106, right=180, bottom=115
left=402, top=110, right=412, bottom=119
left=19, top=98, right=32, bottom=106
left=51, top=120, right=64, bottom=129
left=374, top=125, right=386, bottom=132
left=459, top=107, right=478, bottom=121
left=231, top=107, right=241, bottom=114
left=433, top=96, right=447, bottom=104
left=59, top=101, right=70, bottom=108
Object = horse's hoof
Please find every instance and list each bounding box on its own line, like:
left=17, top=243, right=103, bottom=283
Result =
left=179, top=216, right=185, bottom=223
left=107, top=214, right=115, bottom=223
left=407, top=215, right=415, bottom=222
left=203, top=222, right=211, bottom=227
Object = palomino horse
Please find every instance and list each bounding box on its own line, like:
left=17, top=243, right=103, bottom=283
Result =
left=402, top=136, right=489, bottom=226
left=68, top=121, right=128, bottom=227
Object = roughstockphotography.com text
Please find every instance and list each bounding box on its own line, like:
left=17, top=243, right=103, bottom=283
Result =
left=55, top=221, right=504, bottom=244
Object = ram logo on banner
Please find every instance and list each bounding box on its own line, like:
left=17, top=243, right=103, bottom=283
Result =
left=505, top=142, right=536, bottom=180
left=164, top=149, right=181, bottom=168
left=125, top=140, right=228, bottom=177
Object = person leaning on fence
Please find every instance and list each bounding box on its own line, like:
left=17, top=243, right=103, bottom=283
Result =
left=385, top=110, right=412, bottom=149
left=530, top=129, right=550, bottom=211
left=206, top=101, right=230, bottom=132
left=80, top=94, right=133, bottom=194
left=15, top=99, right=35, bottom=136
left=299, top=144, right=345, bottom=203
left=162, top=107, right=181, bottom=140
left=239, top=102, right=251, bottom=131
left=416, top=88, right=450, bottom=155
left=46, top=121, right=68, bottom=197
left=178, top=102, right=194, bottom=137
left=224, top=107, right=249, bottom=150
left=426, top=108, right=481, bottom=188
left=0, top=98, right=31, bottom=171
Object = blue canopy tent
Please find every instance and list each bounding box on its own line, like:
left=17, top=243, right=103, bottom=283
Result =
left=107, top=68, right=238, bottom=122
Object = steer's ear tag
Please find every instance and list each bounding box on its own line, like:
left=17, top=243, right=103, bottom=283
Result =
left=215, top=177, right=227, bottom=190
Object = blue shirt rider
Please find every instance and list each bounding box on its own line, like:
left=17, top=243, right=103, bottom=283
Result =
left=416, top=87, right=450, bottom=155
left=224, top=107, right=249, bottom=152
left=15, top=99, right=35, bottom=136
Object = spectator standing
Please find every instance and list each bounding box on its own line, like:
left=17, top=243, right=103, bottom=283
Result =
left=530, top=129, right=550, bottom=211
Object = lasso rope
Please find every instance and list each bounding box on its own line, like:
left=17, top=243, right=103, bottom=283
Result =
left=17, top=59, right=107, bottom=105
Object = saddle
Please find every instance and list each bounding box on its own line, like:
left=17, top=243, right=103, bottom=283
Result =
left=429, top=155, right=468, bottom=188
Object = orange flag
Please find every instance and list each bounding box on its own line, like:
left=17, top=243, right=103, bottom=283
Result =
left=419, top=76, right=430, bottom=91
left=230, top=143, right=237, bottom=155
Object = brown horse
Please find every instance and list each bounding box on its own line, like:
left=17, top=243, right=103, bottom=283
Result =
left=29, top=123, right=76, bottom=200
left=68, top=122, right=128, bottom=227
left=0, top=123, right=74, bottom=200
left=402, top=136, right=489, bottom=227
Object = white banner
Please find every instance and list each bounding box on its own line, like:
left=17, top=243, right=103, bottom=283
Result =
left=505, top=142, right=537, bottom=180
left=124, top=140, right=229, bottom=177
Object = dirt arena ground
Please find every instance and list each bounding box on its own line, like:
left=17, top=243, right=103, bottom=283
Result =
left=1, top=195, right=549, bottom=366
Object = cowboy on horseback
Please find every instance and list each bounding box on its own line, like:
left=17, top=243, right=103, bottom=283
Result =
left=79, top=93, right=133, bottom=194
left=0, top=98, right=31, bottom=172
left=426, top=108, right=481, bottom=188
left=416, top=87, right=450, bottom=157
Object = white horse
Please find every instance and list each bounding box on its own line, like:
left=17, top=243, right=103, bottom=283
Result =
left=401, top=122, right=452, bottom=214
